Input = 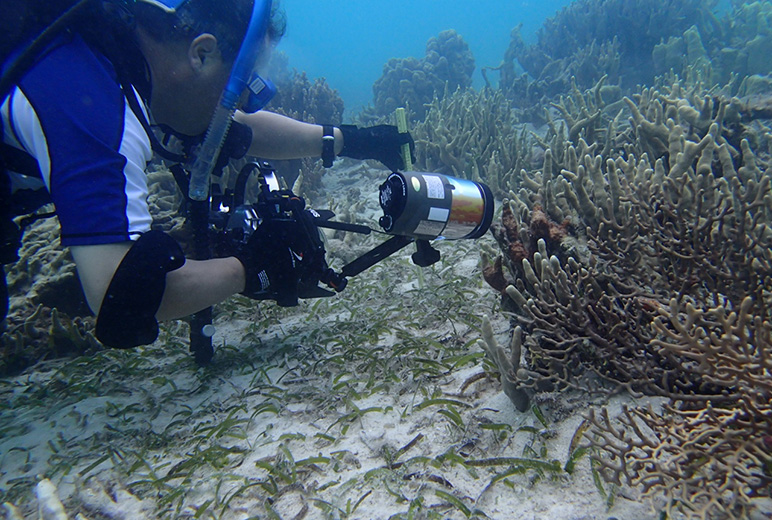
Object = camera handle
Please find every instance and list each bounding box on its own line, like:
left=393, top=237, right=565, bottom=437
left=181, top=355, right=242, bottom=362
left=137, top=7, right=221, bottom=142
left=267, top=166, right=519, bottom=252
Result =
left=314, top=218, right=441, bottom=282
left=337, top=237, right=440, bottom=278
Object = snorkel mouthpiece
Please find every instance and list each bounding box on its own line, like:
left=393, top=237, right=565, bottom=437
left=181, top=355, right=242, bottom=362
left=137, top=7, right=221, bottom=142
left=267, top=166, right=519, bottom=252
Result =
left=188, top=0, right=274, bottom=201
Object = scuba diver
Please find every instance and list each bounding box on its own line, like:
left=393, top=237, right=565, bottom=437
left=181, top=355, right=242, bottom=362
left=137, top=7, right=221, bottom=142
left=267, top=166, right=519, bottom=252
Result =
left=0, top=0, right=414, bottom=355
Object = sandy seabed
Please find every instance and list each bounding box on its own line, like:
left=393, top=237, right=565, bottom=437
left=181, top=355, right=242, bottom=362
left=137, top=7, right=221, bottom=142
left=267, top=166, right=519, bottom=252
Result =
left=1, top=164, right=674, bottom=520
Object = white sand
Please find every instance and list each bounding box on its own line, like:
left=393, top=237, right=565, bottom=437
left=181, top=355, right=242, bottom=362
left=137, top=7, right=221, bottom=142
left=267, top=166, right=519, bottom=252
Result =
left=1, top=164, right=669, bottom=519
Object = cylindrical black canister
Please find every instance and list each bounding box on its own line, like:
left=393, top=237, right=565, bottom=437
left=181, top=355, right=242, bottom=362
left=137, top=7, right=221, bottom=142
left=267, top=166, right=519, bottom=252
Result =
left=378, top=171, right=494, bottom=240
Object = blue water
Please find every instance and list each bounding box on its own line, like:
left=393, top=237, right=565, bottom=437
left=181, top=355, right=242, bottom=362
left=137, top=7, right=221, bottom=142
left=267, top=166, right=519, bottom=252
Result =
left=276, top=0, right=576, bottom=118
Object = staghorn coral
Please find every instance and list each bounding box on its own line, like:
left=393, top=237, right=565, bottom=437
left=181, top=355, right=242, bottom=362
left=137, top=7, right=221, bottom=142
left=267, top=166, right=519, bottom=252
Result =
left=654, top=1, right=772, bottom=87
left=482, top=80, right=772, bottom=517
left=5, top=218, right=88, bottom=317
left=1, top=304, right=101, bottom=377
left=1, top=216, right=102, bottom=375
left=0, top=165, right=196, bottom=376
left=486, top=236, right=706, bottom=403
left=586, top=294, right=772, bottom=519
left=621, top=80, right=752, bottom=161
left=371, top=30, right=475, bottom=120
left=477, top=314, right=530, bottom=412
left=644, top=58, right=772, bottom=166
left=411, top=86, right=531, bottom=196
left=492, top=0, right=711, bottom=109
left=650, top=296, right=771, bottom=394
left=530, top=75, right=626, bottom=183
left=497, top=26, right=622, bottom=113
left=494, top=117, right=772, bottom=363
left=548, top=76, right=617, bottom=147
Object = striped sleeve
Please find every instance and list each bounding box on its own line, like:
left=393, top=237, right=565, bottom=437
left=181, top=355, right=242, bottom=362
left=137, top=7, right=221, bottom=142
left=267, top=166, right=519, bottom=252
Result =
left=10, top=36, right=153, bottom=246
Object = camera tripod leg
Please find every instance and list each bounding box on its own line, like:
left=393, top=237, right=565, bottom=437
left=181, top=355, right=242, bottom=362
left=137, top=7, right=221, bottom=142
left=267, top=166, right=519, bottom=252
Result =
left=190, top=308, right=214, bottom=365
left=189, top=199, right=214, bottom=365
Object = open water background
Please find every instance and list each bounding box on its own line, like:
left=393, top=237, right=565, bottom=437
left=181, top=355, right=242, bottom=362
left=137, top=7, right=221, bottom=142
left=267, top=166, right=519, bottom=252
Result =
left=277, top=0, right=574, bottom=116
left=275, top=0, right=732, bottom=118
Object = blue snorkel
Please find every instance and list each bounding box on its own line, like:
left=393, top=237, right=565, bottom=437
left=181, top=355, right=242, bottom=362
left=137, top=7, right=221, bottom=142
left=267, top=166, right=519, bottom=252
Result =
left=187, top=0, right=275, bottom=200
left=138, top=0, right=274, bottom=200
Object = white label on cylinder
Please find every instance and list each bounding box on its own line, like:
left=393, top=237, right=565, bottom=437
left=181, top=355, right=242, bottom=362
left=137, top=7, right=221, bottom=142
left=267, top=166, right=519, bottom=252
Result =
left=414, top=220, right=445, bottom=237
left=423, top=175, right=445, bottom=199
left=428, top=207, right=450, bottom=222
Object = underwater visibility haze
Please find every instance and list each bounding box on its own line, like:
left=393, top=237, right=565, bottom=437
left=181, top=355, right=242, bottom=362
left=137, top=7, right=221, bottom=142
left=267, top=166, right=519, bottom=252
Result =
left=277, top=0, right=578, bottom=113
left=2, top=0, right=772, bottom=519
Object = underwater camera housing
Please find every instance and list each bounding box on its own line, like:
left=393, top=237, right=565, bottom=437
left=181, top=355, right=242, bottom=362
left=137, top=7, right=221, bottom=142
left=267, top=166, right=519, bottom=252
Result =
left=216, top=162, right=495, bottom=301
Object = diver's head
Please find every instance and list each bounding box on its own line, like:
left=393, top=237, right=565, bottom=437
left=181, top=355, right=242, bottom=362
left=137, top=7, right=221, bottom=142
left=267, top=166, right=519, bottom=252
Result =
left=131, top=0, right=285, bottom=134
left=134, top=0, right=286, bottom=63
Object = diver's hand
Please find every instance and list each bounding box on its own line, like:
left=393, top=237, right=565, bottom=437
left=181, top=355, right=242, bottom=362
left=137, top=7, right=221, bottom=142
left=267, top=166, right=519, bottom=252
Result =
left=339, top=124, right=415, bottom=172
left=234, top=218, right=301, bottom=307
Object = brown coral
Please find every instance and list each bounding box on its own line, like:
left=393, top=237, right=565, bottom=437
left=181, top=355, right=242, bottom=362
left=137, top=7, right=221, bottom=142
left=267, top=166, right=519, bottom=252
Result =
left=528, top=204, right=568, bottom=245
left=586, top=295, right=772, bottom=520
left=486, top=201, right=570, bottom=290
left=481, top=255, right=509, bottom=294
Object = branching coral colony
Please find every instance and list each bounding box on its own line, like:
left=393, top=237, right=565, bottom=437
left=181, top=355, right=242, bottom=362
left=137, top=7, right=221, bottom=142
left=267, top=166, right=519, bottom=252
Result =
left=481, top=79, right=772, bottom=518
left=411, top=87, right=531, bottom=197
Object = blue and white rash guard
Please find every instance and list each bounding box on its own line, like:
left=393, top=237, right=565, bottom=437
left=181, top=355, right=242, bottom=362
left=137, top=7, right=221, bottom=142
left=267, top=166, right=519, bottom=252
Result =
left=1, top=34, right=153, bottom=246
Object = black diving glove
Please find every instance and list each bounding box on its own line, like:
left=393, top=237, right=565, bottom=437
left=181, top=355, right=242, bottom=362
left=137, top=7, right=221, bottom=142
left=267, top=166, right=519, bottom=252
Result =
left=234, top=218, right=302, bottom=307
left=339, top=124, right=416, bottom=172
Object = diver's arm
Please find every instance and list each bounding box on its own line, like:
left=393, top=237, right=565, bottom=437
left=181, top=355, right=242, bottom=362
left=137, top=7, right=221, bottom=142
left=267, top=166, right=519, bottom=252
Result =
left=71, top=243, right=132, bottom=314
left=155, top=257, right=244, bottom=320
left=70, top=244, right=245, bottom=321
left=234, top=110, right=343, bottom=159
